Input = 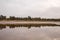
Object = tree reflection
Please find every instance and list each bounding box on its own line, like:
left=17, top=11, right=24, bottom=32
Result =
left=0, top=24, right=60, bottom=30
left=0, top=25, right=6, bottom=30
left=9, top=26, right=15, bottom=28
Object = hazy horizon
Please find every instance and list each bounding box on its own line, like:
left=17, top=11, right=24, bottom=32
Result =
left=0, top=0, right=60, bottom=18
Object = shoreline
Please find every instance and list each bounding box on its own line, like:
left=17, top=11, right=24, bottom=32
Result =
left=0, top=21, right=60, bottom=26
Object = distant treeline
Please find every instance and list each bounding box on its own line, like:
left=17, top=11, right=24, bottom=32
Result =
left=0, top=15, right=60, bottom=21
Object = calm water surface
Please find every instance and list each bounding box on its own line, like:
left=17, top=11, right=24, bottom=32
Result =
left=0, top=26, right=60, bottom=40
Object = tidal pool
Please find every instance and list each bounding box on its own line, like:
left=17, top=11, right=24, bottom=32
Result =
left=0, top=26, right=60, bottom=40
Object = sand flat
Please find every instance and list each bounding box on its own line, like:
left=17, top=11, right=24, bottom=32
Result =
left=0, top=21, right=60, bottom=25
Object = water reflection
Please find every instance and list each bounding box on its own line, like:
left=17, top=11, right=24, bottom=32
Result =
left=0, top=25, right=6, bottom=30
left=0, top=24, right=60, bottom=30
left=0, top=24, right=60, bottom=40
left=0, top=26, right=60, bottom=40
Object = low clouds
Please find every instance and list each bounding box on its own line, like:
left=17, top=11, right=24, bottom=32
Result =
left=0, top=0, right=60, bottom=18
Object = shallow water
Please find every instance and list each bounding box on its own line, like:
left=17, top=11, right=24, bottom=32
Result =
left=0, top=26, right=60, bottom=40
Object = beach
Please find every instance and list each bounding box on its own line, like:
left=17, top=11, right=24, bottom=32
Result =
left=0, top=20, right=60, bottom=25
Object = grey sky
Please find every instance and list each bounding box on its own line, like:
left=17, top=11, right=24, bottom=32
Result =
left=0, top=0, right=60, bottom=18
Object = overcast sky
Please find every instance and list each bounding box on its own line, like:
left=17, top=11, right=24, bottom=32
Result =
left=0, top=0, right=60, bottom=18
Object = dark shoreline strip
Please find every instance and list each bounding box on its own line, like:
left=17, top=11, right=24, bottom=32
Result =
left=0, top=24, right=60, bottom=30
left=0, top=24, right=60, bottom=26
